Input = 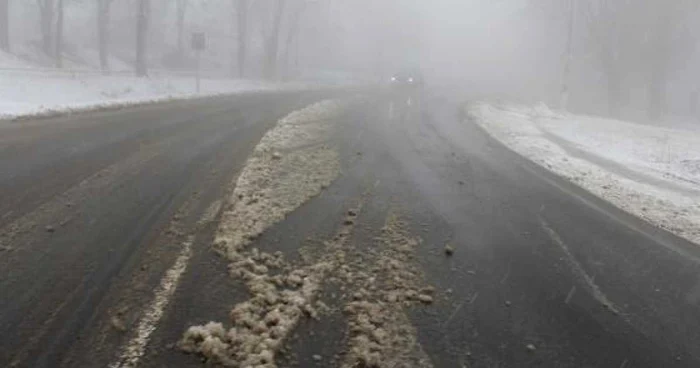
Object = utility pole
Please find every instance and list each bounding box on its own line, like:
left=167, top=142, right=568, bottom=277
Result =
left=560, top=0, right=576, bottom=111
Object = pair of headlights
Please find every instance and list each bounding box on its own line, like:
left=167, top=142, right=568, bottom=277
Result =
left=391, top=77, right=415, bottom=83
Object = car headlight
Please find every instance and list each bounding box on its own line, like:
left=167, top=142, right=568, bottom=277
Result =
left=408, top=77, right=414, bottom=83
left=391, top=77, right=397, bottom=82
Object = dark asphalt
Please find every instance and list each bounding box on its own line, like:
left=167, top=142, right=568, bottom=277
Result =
left=0, top=91, right=328, bottom=367
left=1, top=89, right=700, bottom=368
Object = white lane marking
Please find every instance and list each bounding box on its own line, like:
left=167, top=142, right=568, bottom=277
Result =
left=565, top=286, right=577, bottom=304
left=442, top=292, right=477, bottom=330
left=539, top=217, right=623, bottom=315
left=109, top=236, right=194, bottom=368
left=198, top=199, right=222, bottom=225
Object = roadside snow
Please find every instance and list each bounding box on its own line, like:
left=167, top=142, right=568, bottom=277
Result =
left=536, top=108, right=700, bottom=189
left=469, top=102, right=700, bottom=246
left=0, top=71, right=303, bottom=120
left=0, top=48, right=319, bottom=120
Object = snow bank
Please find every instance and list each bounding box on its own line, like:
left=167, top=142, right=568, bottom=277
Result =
left=179, top=99, right=350, bottom=367
left=214, top=99, right=346, bottom=257
left=0, top=70, right=306, bottom=120
left=535, top=110, right=700, bottom=188
left=469, top=102, right=700, bottom=246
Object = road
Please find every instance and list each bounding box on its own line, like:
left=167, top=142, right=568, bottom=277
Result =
left=1, top=90, right=700, bottom=368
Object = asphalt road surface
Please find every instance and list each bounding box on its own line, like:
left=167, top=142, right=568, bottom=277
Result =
left=1, top=89, right=700, bottom=368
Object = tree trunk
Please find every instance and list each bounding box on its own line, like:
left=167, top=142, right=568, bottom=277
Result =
left=135, top=0, right=150, bottom=77
left=40, top=0, right=54, bottom=55
left=559, top=0, right=576, bottom=111
left=0, top=0, right=9, bottom=52
left=264, top=0, right=285, bottom=80
left=176, top=0, right=186, bottom=60
left=690, top=88, right=698, bottom=119
left=98, top=0, right=111, bottom=74
left=55, top=0, right=64, bottom=68
left=646, top=12, right=673, bottom=122
left=647, top=65, right=666, bottom=121
left=236, top=0, right=248, bottom=77
left=281, top=4, right=303, bottom=80
left=606, top=72, right=622, bottom=118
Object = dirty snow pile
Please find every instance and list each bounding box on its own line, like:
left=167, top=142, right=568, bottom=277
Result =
left=178, top=99, right=348, bottom=367
left=178, top=100, right=435, bottom=368
left=338, top=213, right=434, bottom=368
left=214, top=99, right=346, bottom=257
left=178, top=98, right=440, bottom=367
left=179, top=206, right=437, bottom=368
left=469, top=102, right=700, bottom=245
left=179, top=207, right=357, bottom=367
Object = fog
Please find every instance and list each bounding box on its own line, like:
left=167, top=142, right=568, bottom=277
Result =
left=1, top=0, right=699, bottom=122
left=3, top=2, right=700, bottom=367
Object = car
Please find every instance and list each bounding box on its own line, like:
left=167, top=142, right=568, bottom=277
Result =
left=389, top=71, right=424, bottom=89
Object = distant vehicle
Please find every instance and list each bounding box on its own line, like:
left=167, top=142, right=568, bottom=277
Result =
left=389, top=71, right=424, bottom=89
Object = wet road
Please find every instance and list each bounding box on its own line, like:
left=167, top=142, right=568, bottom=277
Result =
left=2, top=90, right=700, bottom=367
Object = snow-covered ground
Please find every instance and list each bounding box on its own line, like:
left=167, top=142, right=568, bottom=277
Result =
left=0, top=71, right=294, bottom=119
left=469, top=102, right=700, bottom=246
left=0, top=50, right=311, bottom=120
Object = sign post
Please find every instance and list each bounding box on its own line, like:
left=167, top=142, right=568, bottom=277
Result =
left=191, top=32, right=206, bottom=93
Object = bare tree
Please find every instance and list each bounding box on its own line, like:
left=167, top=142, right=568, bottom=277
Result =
left=135, top=0, right=150, bottom=76
left=641, top=1, right=698, bottom=120
left=281, top=1, right=305, bottom=79
left=55, top=0, right=64, bottom=67
left=176, top=0, right=186, bottom=60
left=582, top=0, right=698, bottom=119
left=525, top=0, right=582, bottom=109
left=235, top=0, right=249, bottom=77
left=97, top=0, right=114, bottom=73
left=37, top=0, right=54, bottom=55
left=0, top=0, right=9, bottom=52
left=264, top=0, right=286, bottom=79
left=581, top=0, right=637, bottom=117
left=559, top=0, right=576, bottom=111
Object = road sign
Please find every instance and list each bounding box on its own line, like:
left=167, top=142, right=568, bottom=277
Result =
left=191, top=33, right=206, bottom=93
left=191, top=32, right=206, bottom=51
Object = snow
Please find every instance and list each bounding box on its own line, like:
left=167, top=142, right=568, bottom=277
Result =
left=179, top=99, right=436, bottom=367
left=536, top=110, right=700, bottom=189
left=0, top=50, right=311, bottom=120
left=340, top=214, right=434, bottom=368
left=179, top=100, right=351, bottom=367
left=469, top=102, right=700, bottom=246
left=215, top=99, right=347, bottom=258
